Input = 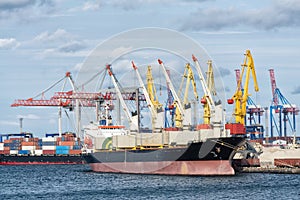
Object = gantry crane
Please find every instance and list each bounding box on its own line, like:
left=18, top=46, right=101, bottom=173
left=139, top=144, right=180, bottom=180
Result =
left=269, top=69, right=298, bottom=138
left=106, top=64, right=139, bottom=131
left=11, top=72, right=82, bottom=136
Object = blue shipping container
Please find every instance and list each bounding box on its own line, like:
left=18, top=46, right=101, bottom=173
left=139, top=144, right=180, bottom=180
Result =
left=18, top=150, right=30, bottom=154
left=56, top=149, right=69, bottom=155
left=56, top=146, right=69, bottom=150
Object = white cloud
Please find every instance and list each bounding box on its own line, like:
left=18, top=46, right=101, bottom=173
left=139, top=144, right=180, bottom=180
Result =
left=0, top=38, right=20, bottom=49
left=17, top=114, right=40, bottom=120
left=33, top=29, right=74, bottom=43
left=180, top=0, right=300, bottom=31
left=83, top=1, right=101, bottom=11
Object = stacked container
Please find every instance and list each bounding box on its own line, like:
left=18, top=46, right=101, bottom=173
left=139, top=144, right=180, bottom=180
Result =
left=0, top=133, right=82, bottom=156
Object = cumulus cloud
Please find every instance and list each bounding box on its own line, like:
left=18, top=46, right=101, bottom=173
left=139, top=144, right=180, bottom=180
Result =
left=180, top=0, right=300, bottom=31
left=29, top=29, right=87, bottom=56
left=0, top=38, right=20, bottom=49
left=80, top=0, right=209, bottom=11
left=0, top=0, right=35, bottom=10
left=0, top=0, right=56, bottom=21
left=291, top=86, right=300, bottom=95
left=33, top=29, right=74, bottom=44
left=58, top=41, right=86, bottom=53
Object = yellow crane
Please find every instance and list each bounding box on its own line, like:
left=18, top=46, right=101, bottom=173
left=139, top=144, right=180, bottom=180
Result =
left=201, top=60, right=217, bottom=125
left=228, top=50, right=259, bottom=125
left=146, top=66, right=163, bottom=111
left=178, top=63, right=199, bottom=107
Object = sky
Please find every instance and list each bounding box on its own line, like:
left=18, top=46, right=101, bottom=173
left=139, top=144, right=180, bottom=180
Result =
left=1, top=0, right=300, bottom=137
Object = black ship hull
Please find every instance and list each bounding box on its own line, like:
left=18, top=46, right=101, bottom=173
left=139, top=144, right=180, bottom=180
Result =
left=84, top=137, right=245, bottom=175
left=0, top=154, right=85, bottom=165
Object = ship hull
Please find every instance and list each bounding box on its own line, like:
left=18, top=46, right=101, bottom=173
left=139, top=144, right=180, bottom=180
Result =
left=0, top=154, right=84, bottom=165
left=84, top=137, right=245, bottom=175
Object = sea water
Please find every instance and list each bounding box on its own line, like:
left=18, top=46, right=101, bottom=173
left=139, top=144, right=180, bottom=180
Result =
left=0, top=165, right=299, bottom=199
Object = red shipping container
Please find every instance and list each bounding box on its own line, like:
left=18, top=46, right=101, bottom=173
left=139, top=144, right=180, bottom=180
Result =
left=42, top=150, right=56, bottom=155
left=4, top=140, right=12, bottom=144
left=69, top=150, right=82, bottom=155
left=225, top=123, right=246, bottom=134
left=21, top=141, right=38, bottom=146
left=59, top=141, right=75, bottom=146
left=3, top=150, right=10, bottom=154
left=0, top=150, right=4, bottom=154
left=4, top=147, right=10, bottom=151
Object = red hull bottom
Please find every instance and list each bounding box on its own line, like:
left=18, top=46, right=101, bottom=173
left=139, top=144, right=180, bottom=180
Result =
left=90, top=160, right=235, bottom=176
left=0, top=161, right=83, bottom=165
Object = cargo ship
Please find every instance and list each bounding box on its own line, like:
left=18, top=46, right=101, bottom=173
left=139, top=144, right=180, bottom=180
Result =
left=0, top=132, right=84, bottom=165
left=82, top=58, right=247, bottom=176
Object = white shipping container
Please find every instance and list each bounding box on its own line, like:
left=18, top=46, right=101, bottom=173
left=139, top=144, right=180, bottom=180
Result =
left=42, top=145, right=56, bottom=150
left=42, top=137, right=57, bottom=142
left=22, top=146, right=36, bottom=151
left=10, top=150, right=18, bottom=155
left=34, top=150, right=43, bottom=155
left=0, top=143, right=4, bottom=150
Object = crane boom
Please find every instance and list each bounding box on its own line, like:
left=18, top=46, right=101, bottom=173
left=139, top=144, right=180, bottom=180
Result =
left=192, top=55, right=215, bottom=112
left=147, top=66, right=162, bottom=110
left=158, top=59, right=184, bottom=115
left=132, top=61, right=157, bottom=119
left=106, top=64, right=138, bottom=130
left=178, top=63, right=198, bottom=105
left=206, top=60, right=217, bottom=96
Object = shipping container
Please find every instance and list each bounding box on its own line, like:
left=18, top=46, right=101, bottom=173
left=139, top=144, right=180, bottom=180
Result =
left=21, top=146, right=36, bottom=151
left=58, top=141, right=75, bottom=146
left=21, top=141, right=38, bottom=146
left=42, top=141, right=56, bottom=146
left=18, top=150, right=30, bottom=155
left=10, top=150, right=18, bottom=155
left=42, top=137, right=56, bottom=142
left=42, top=150, right=56, bottom=155
left=56, top=149, right=69, bottom=155
left=56, top=146, right=70, bottom=150
left=42, top=146, right=56, bottom=150
left=35, top=150, right=43, bottom=155
left=69, top=149, right=81, bottom=155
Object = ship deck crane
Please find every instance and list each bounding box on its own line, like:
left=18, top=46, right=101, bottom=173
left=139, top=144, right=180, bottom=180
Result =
left=158, top=59, right=184, bottom=129
left=269, top=69, right=298, bottom=138
left=178, top=63, right=199, bottom=107
left=106, top=64, right=139, bottom=131
left=132, top=61, right=164, bottom=131
left=192, top=55, right=216, bottom=126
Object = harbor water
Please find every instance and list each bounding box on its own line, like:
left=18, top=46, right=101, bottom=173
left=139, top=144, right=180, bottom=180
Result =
left=0, top=164, right=299, bottom=199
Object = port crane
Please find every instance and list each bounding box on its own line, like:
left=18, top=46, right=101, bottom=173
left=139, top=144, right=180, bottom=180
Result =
left=269, top=69, right=298, bottom=138
left=226, top=50, right=258, bottom=135
left=235, top=69, right=264, bottom=139
left=228, top=50, right=259, bottom=125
